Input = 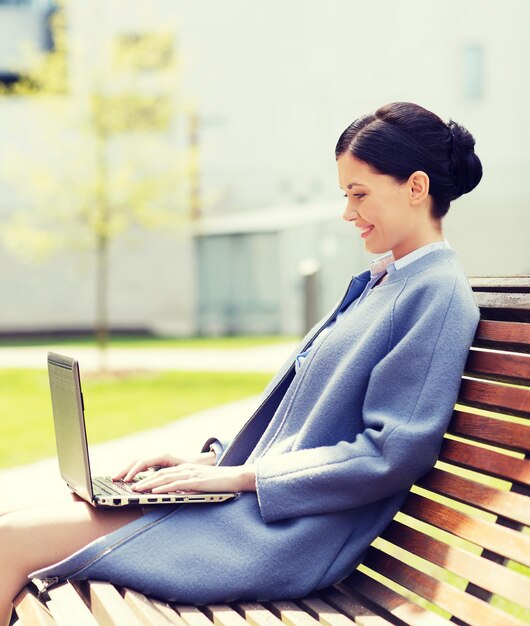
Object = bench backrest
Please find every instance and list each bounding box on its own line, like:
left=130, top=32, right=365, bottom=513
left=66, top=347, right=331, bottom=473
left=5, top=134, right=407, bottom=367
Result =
left=334, top=277, right=530, bottom=626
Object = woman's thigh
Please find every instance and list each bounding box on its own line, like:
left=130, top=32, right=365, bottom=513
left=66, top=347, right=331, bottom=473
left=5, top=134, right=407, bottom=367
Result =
left=1, top=500, right=143, bottom=580
left=0, top=488, right=82, bottom=518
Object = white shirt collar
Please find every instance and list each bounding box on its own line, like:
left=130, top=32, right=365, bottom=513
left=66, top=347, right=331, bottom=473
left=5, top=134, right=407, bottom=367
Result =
left=370, top=240, right=451, bottom=278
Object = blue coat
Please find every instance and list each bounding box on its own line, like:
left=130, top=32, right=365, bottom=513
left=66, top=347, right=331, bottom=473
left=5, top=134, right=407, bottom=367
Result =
left=33, top=248, right=479, bottom=603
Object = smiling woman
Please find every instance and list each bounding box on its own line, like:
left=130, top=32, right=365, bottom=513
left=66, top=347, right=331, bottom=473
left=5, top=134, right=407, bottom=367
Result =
left=337, top=102, right=482, bottom=260
left=1, top=103, right=484, bottom=626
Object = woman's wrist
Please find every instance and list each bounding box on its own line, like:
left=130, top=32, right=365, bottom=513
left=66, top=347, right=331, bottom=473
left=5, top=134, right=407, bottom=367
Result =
left=236, top=464, right=257, bottom=492
left=193, top=451, right=217, bottom=466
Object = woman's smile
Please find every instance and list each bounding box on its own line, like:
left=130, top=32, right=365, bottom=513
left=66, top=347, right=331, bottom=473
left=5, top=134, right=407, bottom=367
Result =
left=359, top=225, right=374, bottom=239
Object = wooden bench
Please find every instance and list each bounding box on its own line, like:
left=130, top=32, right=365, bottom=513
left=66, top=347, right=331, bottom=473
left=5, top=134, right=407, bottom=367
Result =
left=13, top=276, right=530, bottom=626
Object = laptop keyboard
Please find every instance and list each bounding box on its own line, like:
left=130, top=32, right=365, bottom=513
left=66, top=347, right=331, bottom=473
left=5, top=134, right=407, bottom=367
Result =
left=92, top=476, right=140, bottom=496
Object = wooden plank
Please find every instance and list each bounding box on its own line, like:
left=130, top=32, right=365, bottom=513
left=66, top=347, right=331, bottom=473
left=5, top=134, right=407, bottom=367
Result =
left=266, top=601, right=321, bottom=626
left=472, top=291, right=530, bottom=310
left=470, top=277, right=530, bottom=290
left=88, top=581, right=144, bottom=626
left=402, top=493, right=530, bottom=566
left=465, top=348, right=530, bottom=383
left=474, top=320, right=530, bottom=348
left=458, top=378, right=530, bottom=418
left=44, top=600, right=69, bottom=626
left=235, top=602, right=285, bottom=626
left=175, top=606, right=215, bottom=626
left=320, top=587, right=396, bottom=626
left=439, top=438, right=530, bottom=486
left=13, top=588, right=56, bottom=626
left=363, top=548, right=523, bottom=626
left=296, top=596, right=357, bottom=626
left=123, top=588, right=175, bottom=624
left=381, top=520, right=530, bottom=609
left=203, top=605, right=253, bottom=626
left=418, top=468, right=530, bottom=525
left=337, top=572, right=451, bottom=626
left=448, top=411, right=530, bottom=453
left=46, top=583, right=99, bottom=626
left=150, top=599, right=188, bottom=625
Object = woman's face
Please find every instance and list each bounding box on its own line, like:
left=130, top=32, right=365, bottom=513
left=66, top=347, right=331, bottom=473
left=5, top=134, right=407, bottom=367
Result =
left=337, top=152, right=434, bottom=261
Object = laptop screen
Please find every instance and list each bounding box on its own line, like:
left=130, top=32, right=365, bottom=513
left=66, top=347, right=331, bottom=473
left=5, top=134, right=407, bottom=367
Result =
left=48, top=353, right=94, bottom=502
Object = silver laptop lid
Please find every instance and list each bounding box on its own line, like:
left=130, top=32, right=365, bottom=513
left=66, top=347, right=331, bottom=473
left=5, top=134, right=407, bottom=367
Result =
left=47, top=352, right=94, bottom=502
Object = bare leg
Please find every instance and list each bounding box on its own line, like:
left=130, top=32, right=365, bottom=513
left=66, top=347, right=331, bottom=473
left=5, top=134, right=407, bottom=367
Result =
left=0, top=489, right=83, bottom=518
left=0, top=501, right=143, bottom=626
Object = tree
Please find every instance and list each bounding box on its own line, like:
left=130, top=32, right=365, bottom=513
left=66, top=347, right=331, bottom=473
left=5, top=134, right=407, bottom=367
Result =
left=0, top=2, right=190, bottom=366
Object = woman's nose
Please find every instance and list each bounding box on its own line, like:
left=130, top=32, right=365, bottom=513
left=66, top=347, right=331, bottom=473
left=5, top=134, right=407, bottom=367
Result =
left=342, top=204, right=359, bottom=223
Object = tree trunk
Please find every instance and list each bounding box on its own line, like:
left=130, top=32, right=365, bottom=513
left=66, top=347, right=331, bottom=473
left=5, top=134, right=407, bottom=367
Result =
left=95, top=232, right=109, bottom=371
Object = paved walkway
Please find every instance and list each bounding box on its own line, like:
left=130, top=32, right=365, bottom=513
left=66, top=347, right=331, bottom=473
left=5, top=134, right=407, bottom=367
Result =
left=0, top=342, right=298, bottom=372
left=0, top=342, right=298, bottom=510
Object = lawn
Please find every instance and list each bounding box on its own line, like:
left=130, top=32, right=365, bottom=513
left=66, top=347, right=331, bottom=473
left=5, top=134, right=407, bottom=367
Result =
left=0, top=369, right=271, bottom=469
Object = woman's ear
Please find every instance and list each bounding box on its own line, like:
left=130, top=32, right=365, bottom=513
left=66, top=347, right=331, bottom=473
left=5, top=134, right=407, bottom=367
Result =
left=408, top=170, right=430, bottom=205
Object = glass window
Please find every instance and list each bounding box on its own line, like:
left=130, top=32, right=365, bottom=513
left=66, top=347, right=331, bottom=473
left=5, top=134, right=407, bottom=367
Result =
left=461, top=43, right=485, bottom=101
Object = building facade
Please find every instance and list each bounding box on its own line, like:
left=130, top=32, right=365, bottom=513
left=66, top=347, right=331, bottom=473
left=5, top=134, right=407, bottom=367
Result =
left=0, top=0, right=529, bottom=337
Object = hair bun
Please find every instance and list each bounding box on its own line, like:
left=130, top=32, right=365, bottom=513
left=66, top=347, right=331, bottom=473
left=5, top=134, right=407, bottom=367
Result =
left=448, top=119, right=483, bottom=198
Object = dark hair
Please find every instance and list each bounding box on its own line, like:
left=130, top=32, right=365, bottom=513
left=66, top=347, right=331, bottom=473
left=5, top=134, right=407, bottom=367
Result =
left=335, top=102, right=483, bottom=218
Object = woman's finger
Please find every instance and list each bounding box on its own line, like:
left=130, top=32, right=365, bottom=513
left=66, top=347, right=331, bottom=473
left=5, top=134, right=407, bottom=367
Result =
left=115, top=455, right=175, bottom=482
left=112, top=459, right=140, bottom=482
left=132, top=469, right=185, bottom=491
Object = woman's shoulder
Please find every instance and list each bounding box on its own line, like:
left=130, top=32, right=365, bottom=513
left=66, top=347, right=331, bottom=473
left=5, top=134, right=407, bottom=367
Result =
left=394, top=251, right=479, bottom=325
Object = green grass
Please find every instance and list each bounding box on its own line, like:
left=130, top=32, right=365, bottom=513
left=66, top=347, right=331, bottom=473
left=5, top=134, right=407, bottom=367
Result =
left=0, top=335, right=298, bottom=349
left=0, top=368, right=271, bottom=469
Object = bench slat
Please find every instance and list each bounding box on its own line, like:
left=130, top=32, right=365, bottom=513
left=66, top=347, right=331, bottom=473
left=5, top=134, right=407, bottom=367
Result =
left=88, top=581, right=144, bottom=626
left=418, top=468, right=530, bottom=525
left=363, top=548, right=524, bottom=626
left=474, top=320, right=530, bottom=348
left=13, top=588, right=57, bottom=626
left=473, top=291, right=530, bottom=310
left=402, top=493, right=530, bottom=566
left=380, top=520, right=530, bottom=609
left=234, top=603, right=285, bottom=626
left=204, top=604, right=256, bottom=626
left=469, top=277, right=530, bottom=290
left=123, top=588, right=177, bottom=624
left=318, top=588, right=393, bottom=626
left=296, top=596, right=357, bottom=626
left=465, top=348, right=530, bottom=383
left=46, top=583, right=99, bottom=626
left=458, top=378, right=530, bottom=417
left=337, top=572, right=450, bottom=626
left=439, top=438, right=530, bottom=485
left=175, top=606, right=216, bottom=626
left=265, top=601, right=321, bottom=626
left=151, top=599, right=189, bottom=625
left=448, top=411, right=530, bottom=453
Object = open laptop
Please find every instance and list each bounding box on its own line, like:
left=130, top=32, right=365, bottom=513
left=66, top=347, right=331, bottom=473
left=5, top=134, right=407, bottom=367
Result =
left=47, top=352, right=237, bottom=507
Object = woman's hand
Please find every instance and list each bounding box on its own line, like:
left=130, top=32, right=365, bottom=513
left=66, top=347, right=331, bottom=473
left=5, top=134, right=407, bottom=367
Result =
left=112, top=451, right=216, bottom=483
left=131, top=463, right=257, bottom=494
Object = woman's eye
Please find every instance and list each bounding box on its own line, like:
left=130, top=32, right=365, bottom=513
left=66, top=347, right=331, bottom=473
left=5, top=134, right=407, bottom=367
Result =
left=343, top=193, right=365, bottom=199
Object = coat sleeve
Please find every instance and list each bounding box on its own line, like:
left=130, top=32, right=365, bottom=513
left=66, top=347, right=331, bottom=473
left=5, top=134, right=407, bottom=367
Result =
left=201, top=437, right=232, bottom=464
left=254, top=276, right=479, bottom=523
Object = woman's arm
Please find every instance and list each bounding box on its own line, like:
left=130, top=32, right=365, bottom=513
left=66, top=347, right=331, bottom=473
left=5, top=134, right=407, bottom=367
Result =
left=254, top=276, right=479, bottom=523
